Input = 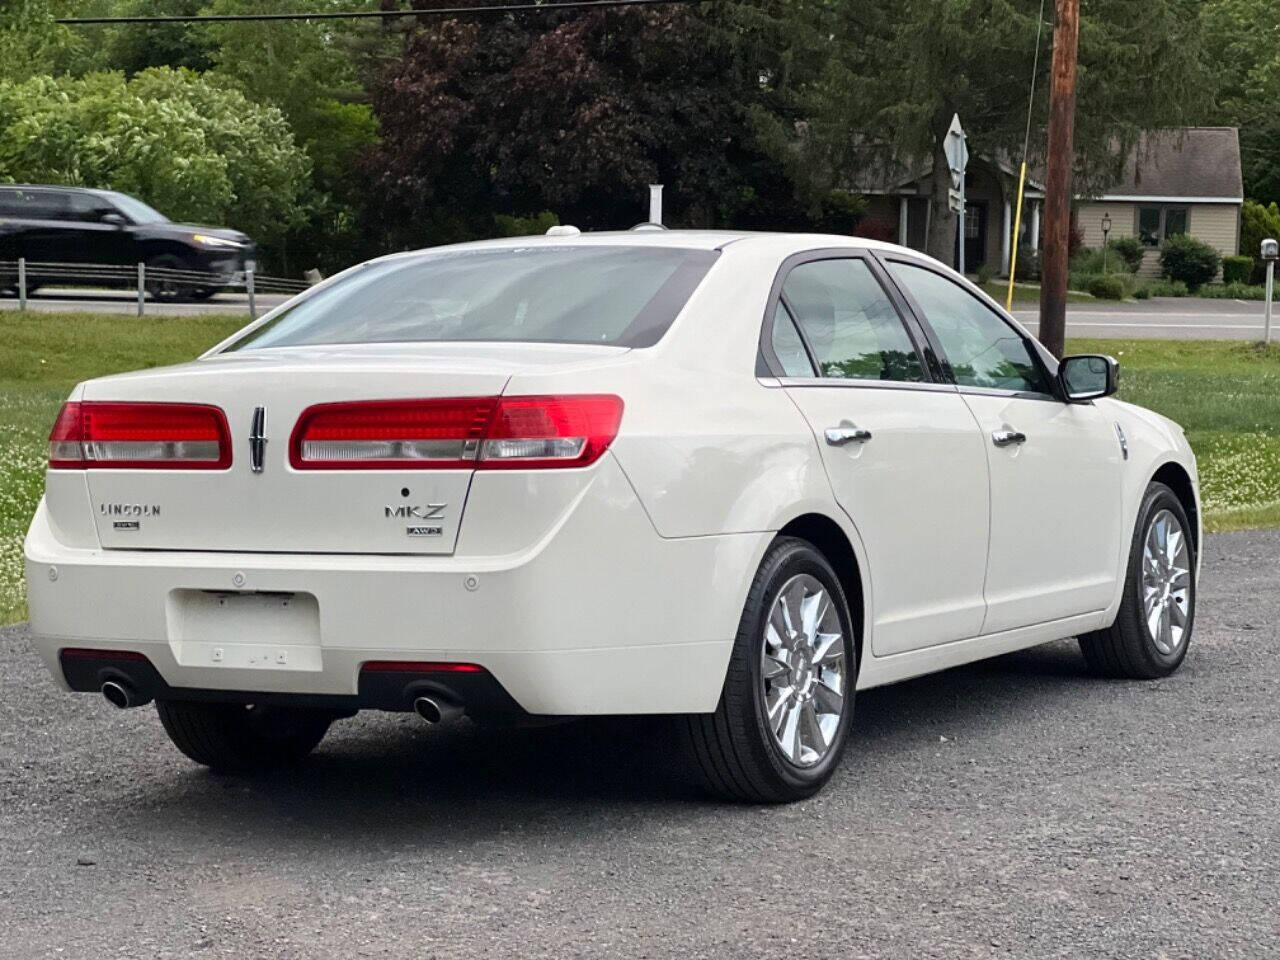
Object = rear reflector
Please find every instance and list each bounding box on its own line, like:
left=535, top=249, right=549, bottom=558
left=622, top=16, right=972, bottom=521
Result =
left=49, top=402, right=232, bottom=470
left=60, top=647, right=150, bottom=662
left=361, top=660, right=485, bottom=674
left=290, top=395, right=623, bottom=470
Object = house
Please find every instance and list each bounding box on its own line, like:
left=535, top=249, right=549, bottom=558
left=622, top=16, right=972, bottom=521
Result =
left=852, top=127, right=1243, bottom=276
left=1073, top=127, right=1243, bottom=277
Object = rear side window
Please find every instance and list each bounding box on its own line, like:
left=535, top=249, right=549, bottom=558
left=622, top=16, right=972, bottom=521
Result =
left=0, top=188, right=67, bottom=220
left=887, top=261, right=1050, bottom=395
left=227, top=246, right=719, bottom=350
left=780, top=258, right=925, bottom=382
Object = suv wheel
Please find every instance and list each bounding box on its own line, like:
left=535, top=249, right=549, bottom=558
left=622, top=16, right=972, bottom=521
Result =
left=144, top=254, right=198, bottom=302
left=679, top=537, right=856, bottom=802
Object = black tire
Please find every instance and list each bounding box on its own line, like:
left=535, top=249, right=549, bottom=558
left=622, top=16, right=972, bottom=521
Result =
left=1079, top=481, right=1196, bottom=679
left=678, top=537, right=857, bottom=803
left=144, top=253, right=198, bottom=302
left=155, top=700, right=334, bottom=772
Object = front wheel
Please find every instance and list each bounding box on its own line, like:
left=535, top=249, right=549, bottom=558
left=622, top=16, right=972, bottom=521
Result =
left=1079, top=481, right=1196, bottom=679
left=679, top=537, right=856, bottom=802
left=156, top=700, right=335, bottom=772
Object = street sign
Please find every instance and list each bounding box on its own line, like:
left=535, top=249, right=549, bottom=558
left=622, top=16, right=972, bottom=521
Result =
left=948, top=188, right=964, bottom=214
left=945, top=113, right=969, bottom=190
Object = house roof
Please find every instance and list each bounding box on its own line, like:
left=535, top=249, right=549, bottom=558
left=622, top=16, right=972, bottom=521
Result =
left=1093, top=127, right=1242, bottom=202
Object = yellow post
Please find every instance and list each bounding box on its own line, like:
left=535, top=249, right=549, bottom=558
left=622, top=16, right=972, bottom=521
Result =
left=1005, top=161, right=1029, bottom=312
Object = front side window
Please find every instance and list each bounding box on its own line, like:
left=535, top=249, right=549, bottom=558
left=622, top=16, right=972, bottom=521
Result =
left=227, top=246, right=719, bottom=350
left=888, top=261, right=1051, bottom=396
left=780, top=258, right=924, bottom=383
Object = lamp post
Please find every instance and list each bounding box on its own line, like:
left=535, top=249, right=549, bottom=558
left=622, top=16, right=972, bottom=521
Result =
left=1263, top=238, right=1277, bottom=346
left=1101, top=212, right=1112, bottom=274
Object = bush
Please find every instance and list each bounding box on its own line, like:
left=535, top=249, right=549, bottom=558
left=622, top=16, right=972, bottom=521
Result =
left=1108, top=235, right=1146, bottom=273
left=1014, top=246, right=1040, bottom=281
left=1160, top=234, right=1221, bottom=291
left=1240, top=200, right=1280, bottom=283
left=494, top=211, right=560, bottom=236
left=1088, top=273, right=1135, bottom=300
left=1070, top=247, right=1106, bottom=275
left=1197, top=282, right=1279, bottom=301
left=976, top=262, right=996, bottom=286
left=1134, top=286, right=1150, bottom=299
left=1222, top=255, right=1255, bottom=286
left=1141, top=279, right=1189, bottom=298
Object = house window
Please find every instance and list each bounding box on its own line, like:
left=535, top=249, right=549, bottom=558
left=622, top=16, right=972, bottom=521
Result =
left=1137, top=206, right=1190, bottom=246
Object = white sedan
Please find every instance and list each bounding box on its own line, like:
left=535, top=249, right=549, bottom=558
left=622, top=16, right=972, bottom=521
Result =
left=25, top=231, right=1199, bottom=801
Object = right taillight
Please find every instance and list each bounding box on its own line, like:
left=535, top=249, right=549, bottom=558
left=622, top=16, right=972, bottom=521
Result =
left=289, top=395, right=624, bottom=470
left=49, top=401, right=232, bottom=470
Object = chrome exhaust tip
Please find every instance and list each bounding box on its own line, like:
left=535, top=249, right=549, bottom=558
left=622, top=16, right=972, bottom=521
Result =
left=101, top=679, right=137, bottom=709
left=413, top=695, right=463, bottom=725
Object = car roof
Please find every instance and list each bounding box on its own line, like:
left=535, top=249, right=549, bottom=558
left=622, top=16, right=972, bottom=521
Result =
left=378, top=229, right=925, bottom=260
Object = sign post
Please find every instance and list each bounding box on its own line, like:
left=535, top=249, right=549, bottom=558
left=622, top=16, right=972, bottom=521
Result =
left=1263, top=239, right=1277, bottom=345
left=945, top=114, right=969, bottom=275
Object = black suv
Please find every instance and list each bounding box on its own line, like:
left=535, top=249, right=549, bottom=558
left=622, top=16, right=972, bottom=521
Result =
left=0, top=184, right=256, bottom=301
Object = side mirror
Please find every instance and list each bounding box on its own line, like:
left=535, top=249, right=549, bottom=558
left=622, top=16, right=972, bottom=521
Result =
left=1058, top=354, right=1119, bottom=402
left=100, top=212, right=126, bottom=226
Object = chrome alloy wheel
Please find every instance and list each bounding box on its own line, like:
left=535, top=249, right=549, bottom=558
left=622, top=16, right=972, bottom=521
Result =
left=1142, top=509, right=1192, bottom=655
left=761, top=574, right=847, bottom=767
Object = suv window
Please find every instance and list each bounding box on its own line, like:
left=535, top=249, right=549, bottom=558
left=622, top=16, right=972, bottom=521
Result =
left=780, top=258, right=924, bottom=382
left=0, top=188, right=67, bottom=220
left=66, top=192, right=116, bottom=222
left=887, top=261, right=1051, bottom=395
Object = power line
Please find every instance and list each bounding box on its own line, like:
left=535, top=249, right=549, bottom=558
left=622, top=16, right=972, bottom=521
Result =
left=56, top=0, right=713, bottom=26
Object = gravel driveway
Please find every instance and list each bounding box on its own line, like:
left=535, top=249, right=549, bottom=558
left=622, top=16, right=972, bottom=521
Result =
left=2, top=531, right=1277, bottom=959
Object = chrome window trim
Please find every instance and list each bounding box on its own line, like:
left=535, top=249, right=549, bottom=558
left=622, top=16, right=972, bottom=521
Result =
left=777, top=377, right=960, bottom=395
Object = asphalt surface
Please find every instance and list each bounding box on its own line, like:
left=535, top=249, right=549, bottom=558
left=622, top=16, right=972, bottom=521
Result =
left=1012, top=297, right=1274, bottom=340
left=2, top=287, right=1276, bottom=340
left=1, top=530, right=1278, bottom=959
left=0, top=288, right=293, bottom=316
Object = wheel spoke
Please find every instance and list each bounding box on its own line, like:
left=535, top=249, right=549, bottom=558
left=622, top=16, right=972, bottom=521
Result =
left=800, top=590, right=828, bottom=647
left=766, top=685, right=793, bottom=731
left=813, top=631, right=844, bottom=666
left=780, top=701, right=803, bottom=762
left=761, top=655, right=788, bottom=681
left=812, top=681, right=843, bottom=717
left=799, top=701, right=826, bottom=759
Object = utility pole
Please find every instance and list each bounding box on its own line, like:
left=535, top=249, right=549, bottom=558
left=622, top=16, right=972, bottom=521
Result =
left=1038, top=0, right=1080, bottom=359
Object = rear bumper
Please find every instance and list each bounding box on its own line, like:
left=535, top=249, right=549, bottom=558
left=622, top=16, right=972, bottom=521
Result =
left=24, top=457, right=766, bottom=715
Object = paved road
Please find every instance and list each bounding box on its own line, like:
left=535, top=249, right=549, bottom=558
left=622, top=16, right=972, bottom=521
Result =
left=1, top=530, right=1277, bottom=959
left=1013, top=296, right=1274, bottom=340
left=0, top=288, right=294, bottom=317
left=4, top=288, right=1276, bottom=340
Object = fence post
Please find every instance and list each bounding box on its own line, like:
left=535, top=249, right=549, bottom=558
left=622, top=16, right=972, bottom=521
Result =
left=17, top=257, right=26, bottom=312
left=246, top=260, right=257, bottom=320
left=138, top=262, right=148, bottom=318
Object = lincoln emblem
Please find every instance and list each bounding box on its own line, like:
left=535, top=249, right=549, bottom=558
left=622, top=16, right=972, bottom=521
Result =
left=249, top=406, right=267, bottom=473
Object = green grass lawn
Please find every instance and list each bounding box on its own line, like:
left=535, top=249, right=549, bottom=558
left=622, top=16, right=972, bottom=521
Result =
left=1, top=313, right=1278, bottom=625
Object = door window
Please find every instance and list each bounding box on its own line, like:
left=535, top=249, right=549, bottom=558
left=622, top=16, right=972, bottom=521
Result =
left=780, top=258, right=925, bottom=383
left=888, top=261, right=1051, bottom=396
left=770, top=302, right=816, bottom=377
left=66, top=193, right=116, bottom=222
left=0, top=188, right=66, bottom=220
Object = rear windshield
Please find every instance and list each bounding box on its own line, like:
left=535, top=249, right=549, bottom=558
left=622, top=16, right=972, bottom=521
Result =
left=226, top=245, right=719, bottom=350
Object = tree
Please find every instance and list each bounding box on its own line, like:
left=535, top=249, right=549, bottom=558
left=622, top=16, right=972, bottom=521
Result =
left=1200, top=0, right=1280, bottom=208
left=0, top=68, right=310, bottom=255
left=768, top=0, right=1213, bottom=265
left=366, top=3, right=863, bottom=249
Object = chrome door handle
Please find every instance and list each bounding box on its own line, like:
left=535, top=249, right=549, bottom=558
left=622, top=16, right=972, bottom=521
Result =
left=992, top=429, right=1027, bottom=447
left=825, top=426, right=873, bottom=446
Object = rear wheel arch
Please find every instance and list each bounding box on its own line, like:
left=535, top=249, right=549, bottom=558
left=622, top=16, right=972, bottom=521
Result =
left=777, top=512, right=865, bottom=674
left=1149, top=461, right=1199, bottom=555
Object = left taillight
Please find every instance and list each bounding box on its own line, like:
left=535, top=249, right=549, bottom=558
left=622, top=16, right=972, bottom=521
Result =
left=48, top=401, right=232, bottom=470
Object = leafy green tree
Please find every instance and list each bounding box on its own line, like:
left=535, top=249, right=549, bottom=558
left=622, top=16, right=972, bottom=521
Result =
left=750, top=0, right=1213, bottom=264
left=0, top=68, right=310, bottom=255
left=1200, top=0, right=1280, bottom=208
